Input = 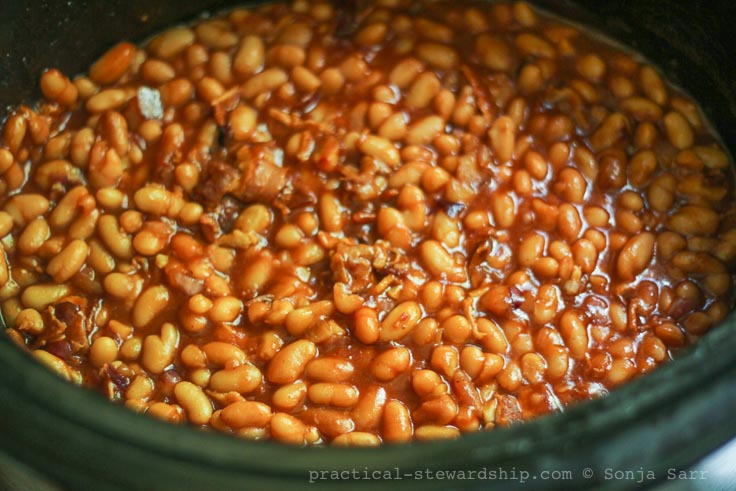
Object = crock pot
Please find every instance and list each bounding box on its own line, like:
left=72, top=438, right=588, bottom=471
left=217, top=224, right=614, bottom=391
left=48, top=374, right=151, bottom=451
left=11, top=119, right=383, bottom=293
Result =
left=0, top=1, right=735, bottom=489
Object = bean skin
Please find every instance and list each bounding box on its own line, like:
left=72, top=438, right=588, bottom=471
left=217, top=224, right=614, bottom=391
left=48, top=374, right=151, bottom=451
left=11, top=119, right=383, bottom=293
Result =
left=379, top=302, right=423, bottom=342
left=267, top=340, right=317, bottom=384
left=221, top=401, right=272, bottom=429
left=383, top=400, right=413, bottom=443
left=175, top=381, right=212, bottom=425
left=90, top=42, right=136, bottom=85
left=617, top=232, right=655, bottom=281
left=419, top=240, right=466, bottom=282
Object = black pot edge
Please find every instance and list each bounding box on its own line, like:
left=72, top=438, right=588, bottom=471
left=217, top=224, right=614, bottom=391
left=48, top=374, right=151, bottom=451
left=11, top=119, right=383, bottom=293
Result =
left=2, top=311, right=736, bottom=491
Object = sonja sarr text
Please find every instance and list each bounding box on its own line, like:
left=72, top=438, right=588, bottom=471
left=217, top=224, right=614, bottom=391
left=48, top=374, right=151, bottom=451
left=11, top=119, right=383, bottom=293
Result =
left=308, top=467, right=710, bottom=484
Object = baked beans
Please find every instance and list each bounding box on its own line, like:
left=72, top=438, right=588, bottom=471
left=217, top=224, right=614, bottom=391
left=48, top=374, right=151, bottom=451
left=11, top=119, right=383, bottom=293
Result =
left=1, top=0, right=735, bottom=446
